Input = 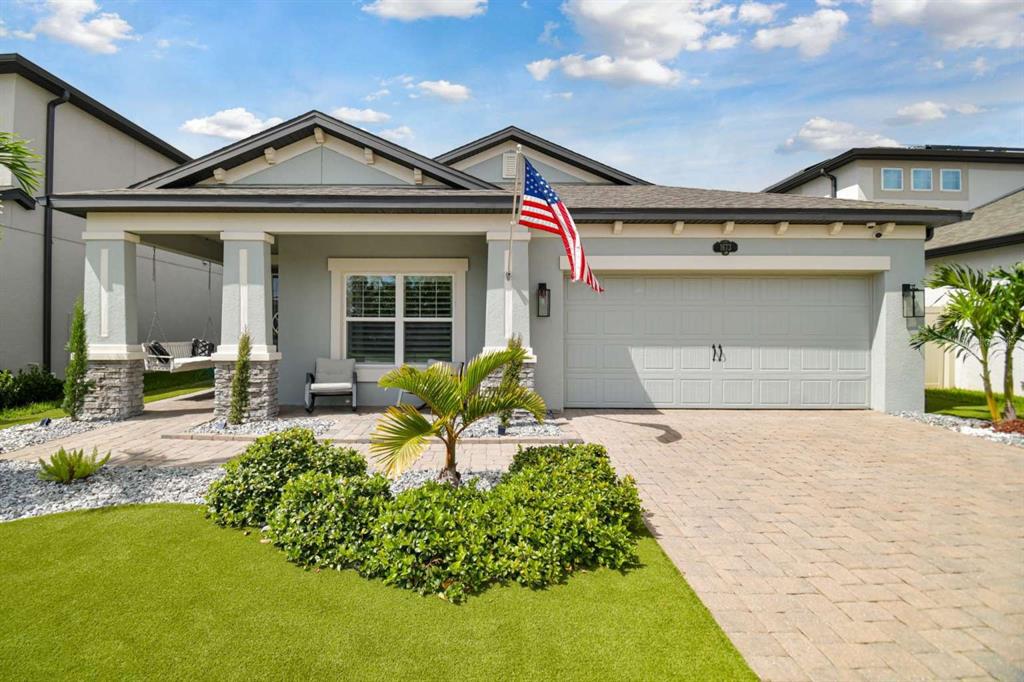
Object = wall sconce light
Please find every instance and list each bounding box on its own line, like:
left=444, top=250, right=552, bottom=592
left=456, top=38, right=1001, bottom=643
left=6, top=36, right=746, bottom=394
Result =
left=902, top=283, right=925, bottom=318
left=536, top=282, right=550, bottom=318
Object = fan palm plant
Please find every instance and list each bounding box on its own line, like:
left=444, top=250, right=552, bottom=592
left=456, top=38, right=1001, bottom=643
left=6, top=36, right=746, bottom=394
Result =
left=371, top=347, right=545, bottom=485
left=911, top=264, right=1001, bottom=421
left=0, top=132, right=42, bottom=194
left=992, top=263, right=1024, bottom=420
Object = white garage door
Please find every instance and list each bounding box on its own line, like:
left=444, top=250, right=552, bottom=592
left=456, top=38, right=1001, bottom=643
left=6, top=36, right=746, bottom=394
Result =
left=564, top=275, right=872, bottom=409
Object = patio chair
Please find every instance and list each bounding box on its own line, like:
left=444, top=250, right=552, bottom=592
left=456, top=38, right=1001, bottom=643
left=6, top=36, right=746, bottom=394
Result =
left=305, top=358, right=357, bottom=413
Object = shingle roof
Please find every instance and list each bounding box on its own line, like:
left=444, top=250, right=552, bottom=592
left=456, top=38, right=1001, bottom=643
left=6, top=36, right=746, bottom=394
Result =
left=49, top=183, right=967, bottom=225
left=926, top=188, right=1024, bottom=257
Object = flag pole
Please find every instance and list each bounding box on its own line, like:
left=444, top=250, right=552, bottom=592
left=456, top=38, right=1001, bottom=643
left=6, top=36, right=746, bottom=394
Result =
left=503, top=144, right=523, bottom=341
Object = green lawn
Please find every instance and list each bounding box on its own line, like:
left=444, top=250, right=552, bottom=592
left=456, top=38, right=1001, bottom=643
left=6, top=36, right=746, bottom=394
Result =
left=0, top=504, right=752, bottom=681
left=926, top=387, right=1024, bottom=421
left=0, top=369, right=214, bottom=430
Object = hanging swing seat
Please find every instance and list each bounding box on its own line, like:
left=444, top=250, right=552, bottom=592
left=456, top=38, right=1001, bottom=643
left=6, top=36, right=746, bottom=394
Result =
left=144, top=341, right=216, bottom=373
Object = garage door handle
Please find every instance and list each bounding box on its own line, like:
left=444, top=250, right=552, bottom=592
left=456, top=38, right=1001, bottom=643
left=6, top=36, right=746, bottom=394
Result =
left=718, top=344, right=725, bottom=363
left=711, top=344, right=718, bottom=361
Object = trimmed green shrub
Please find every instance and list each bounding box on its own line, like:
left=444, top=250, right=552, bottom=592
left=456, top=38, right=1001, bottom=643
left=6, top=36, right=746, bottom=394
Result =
left=63, top=297, right=93, bottom=420
left=363, top=482, right=494, bottom=602
left=206, top=428, right=367, bottom=528
left=38, top=446, right=110, bottom=483
left=0, top=365, right=63, bottom=410
left=268, top=472, right=392, bottom=570
left=228, top=331, right=251, bottom=425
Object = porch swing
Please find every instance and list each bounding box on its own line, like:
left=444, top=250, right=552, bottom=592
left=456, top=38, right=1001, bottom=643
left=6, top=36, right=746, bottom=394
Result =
left=142, top=249, right=217, bottom=373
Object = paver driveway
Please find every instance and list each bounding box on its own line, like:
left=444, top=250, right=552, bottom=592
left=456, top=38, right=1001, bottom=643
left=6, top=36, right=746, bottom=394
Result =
left=568, top=409, right=1024, bottom=682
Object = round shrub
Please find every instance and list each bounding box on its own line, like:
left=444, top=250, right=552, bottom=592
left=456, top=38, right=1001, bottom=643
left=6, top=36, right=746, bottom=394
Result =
left=363, top=482, right=493, bottom=603
left=268, top=472, right=392, bottom=570
left=206, top=428, right=366, bottom=528
left=507, top=443, right=616, bottom=481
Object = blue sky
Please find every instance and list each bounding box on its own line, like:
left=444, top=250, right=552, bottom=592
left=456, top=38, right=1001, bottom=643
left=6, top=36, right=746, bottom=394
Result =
left=2, top=0, right=1022, bottom=190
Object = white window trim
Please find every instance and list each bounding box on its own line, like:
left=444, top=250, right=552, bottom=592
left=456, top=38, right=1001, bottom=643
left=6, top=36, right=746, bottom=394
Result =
left=328, top=258, right=467, bottom=381
left=940, top=168, right=962, bottom=192
left=881, top=167, right=903, bottom=191
left=910, top=168, right=933, bottom=192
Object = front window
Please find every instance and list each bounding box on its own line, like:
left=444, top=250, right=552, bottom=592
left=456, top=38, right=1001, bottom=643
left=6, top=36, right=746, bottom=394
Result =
left=881, top=168, right=903, bottom=191
left=941, top=168, right=962, bottom=191
left=911, top=168, right=933, bottom=191
left=345, top=274, right=453, bottom=364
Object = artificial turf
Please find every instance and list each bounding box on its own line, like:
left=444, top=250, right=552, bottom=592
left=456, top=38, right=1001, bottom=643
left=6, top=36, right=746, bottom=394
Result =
left=925, top=387, right=1024, bottom=421
left=0, top=504, right=753, bottom=681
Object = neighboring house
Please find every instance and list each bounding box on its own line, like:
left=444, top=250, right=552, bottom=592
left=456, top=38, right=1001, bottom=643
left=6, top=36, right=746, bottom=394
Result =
left=0, top=54, right=222, bottom=377
left=49, top=112, right=963, bottom=421
left=764, top=146, right=1024, bottom=392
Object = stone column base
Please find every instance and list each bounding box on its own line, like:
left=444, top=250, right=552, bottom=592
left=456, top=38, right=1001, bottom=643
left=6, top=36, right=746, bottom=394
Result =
left=214, top=359, right=279, bottom=421
left=482, top=359, right=536, bottom=391
left=81, top=359, right=144, bottom=421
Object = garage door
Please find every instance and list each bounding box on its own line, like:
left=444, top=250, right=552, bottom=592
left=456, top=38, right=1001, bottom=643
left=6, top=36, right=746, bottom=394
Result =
left=564, top=275, right=871, bottom=409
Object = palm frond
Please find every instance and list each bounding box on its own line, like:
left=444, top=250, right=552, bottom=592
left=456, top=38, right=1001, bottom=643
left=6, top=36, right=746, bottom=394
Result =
left=911, top=323, right=982, bottom=361
left=0, top=132, right=42, bottom=194
left=925, top=263, right=992, bottom=294
left=369, top=404, right=440, bottom=477
left=378, top=363, right=462, bottom=416
left=461, top=347, right=526, bottom=397
left=460, top=384, right=546, bottom=429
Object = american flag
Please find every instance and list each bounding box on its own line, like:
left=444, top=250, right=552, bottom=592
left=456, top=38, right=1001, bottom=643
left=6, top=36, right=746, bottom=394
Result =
left=517, top=158, right=603, bottom=293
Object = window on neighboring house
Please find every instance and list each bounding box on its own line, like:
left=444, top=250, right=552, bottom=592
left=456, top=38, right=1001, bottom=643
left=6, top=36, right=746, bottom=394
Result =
left=881, top=168, right=903, bottom=191
left=911, top=168, right=933, bottom=191
left=941, top=168, right=962, bottom=192
left=344, top=273, right=453, bottom=364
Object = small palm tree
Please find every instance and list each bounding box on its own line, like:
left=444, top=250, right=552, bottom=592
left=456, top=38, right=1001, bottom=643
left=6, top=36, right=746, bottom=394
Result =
left=992, top=263, right=1024, bottom=420
left=0, top=132, right=42, bottom=194
left=912, top=264, right=1001, bottom=421
left=371, top=347, right=545, bottom=485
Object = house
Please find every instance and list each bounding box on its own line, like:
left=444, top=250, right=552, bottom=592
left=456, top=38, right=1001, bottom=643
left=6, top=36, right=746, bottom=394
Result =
left=764, top=146, right=1024, bottom=391
left=49, top=112, right=965, bottom=420
left=0, top=54, right=222, bottom=377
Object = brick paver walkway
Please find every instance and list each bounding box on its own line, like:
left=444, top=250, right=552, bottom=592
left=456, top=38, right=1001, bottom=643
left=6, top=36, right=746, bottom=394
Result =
left=568, top=409, right=1024, bottom=682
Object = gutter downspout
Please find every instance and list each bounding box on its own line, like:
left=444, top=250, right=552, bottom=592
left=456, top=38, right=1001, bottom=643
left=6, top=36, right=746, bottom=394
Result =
left=820, top=167, right=838, bottom=198
left=43, top=90, right=70, bottom=372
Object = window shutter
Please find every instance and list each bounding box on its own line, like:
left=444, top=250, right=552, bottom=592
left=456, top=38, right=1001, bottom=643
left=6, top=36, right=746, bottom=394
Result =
left=502, top=151, right=517, bottom=179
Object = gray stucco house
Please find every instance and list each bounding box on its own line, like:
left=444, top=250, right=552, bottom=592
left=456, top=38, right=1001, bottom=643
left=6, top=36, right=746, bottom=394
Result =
left=0, top=53, right=223, bottom=377
left=49, top=111, right=964, bottom=419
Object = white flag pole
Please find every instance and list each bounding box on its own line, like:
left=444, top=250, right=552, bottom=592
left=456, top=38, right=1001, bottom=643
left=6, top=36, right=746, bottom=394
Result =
left=504, top=144, right=523, bottom=342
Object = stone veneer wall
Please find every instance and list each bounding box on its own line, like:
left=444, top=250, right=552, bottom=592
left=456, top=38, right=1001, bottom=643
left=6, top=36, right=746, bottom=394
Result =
left=481, top=360, right=536, bottom=391
left=213, top=359, right=279, bottom=421
left=81, top=360, right=144, bottom=421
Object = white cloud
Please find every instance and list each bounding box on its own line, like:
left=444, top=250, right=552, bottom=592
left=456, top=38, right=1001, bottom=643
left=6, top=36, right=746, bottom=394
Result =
left=544, top=91, right=574, bottom=100
left=180, top=108, right=284, bottom=140
left=870, top=0, right=1022, bottom=50
left=331, top=107, right=391, bottom=124
left=379, top=125, right=414, bottom=142
left=362, top=0, right=486, bottom=21
left=970, top=56, right=990, bottom=76
left=417, top=79, right=471, bottom=101
left=563, top=0, right=736, bottom=59
left=0, top=20, right=35, bottom=40
left=752, top=9, right=848, bottom=58
left=33, top=0, right=136, bottom=54
left=887, top=100, right=986, bottom=125
left=528, top=54, right=682, bottom=87
left=778, top=117, right=900, bottom=153
left=539, top=20, right=561, bottom=46
left=738, top=2, right=784, bottom=24
left=364, top=88, right=391, bottom=101
left=706, top=33, right=739, bottom=50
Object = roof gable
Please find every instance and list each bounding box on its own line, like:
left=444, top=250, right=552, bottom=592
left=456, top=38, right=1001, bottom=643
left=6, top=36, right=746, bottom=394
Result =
left=132, top=111, right=496, bottom=190
left=435, top=126, right=649, bottom=185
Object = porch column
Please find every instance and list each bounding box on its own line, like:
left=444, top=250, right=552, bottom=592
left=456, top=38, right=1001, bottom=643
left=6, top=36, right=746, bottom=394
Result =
left=81, top=231, right=144, bottom=421
left=484, top=230, right=535, bottom=389
left=212, top=232, right=281, bottom=420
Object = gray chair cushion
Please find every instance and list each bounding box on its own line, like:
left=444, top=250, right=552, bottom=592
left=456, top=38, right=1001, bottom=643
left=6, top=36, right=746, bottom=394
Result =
left=310, top=381, right=353, bottom=394
left=315, top=357, right=355, bottom=384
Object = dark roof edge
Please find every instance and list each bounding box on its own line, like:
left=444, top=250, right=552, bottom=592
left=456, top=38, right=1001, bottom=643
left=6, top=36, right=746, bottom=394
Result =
left=50, top=193, right=964, bottom=226
left=130, top=110, right=498, bottom=191
left=763, top=147, right=1024, bottom=194
left=0, top=53, right=190, bottom=164
left=434, top=126, right=651, bottom=185
left=0, top=187, right=37, bottom=210
left=926, top=232, right=1024, bottom=259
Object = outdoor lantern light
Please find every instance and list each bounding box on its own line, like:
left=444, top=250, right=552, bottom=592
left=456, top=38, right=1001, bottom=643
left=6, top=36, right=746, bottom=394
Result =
left=902, top=283, right=925, bottom=318
left=537, top=282, right=551, bottom=318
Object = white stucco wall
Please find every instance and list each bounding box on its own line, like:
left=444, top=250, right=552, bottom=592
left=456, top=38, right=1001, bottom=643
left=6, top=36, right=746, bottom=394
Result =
left=0, top=73, right=222, bottom=375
